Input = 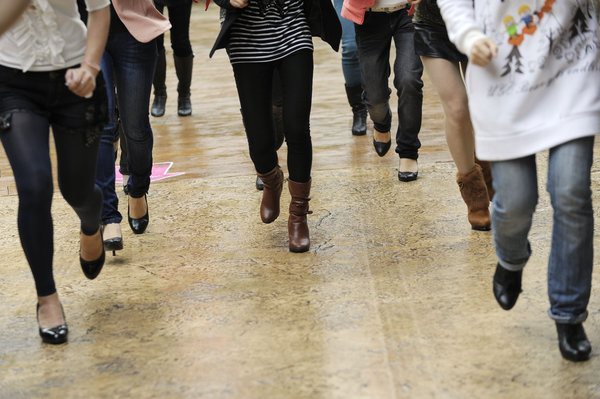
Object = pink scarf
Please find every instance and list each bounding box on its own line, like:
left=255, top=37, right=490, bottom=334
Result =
left=112, top=0, right=171, bottom=43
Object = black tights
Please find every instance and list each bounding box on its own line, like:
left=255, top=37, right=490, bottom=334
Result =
left=155, top=1, right=193, bottom=58
left=233, top=50, right=313, bottom=183
left=0, top=112, right=102, bottom=296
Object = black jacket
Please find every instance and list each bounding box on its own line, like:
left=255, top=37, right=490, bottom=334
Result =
left=209, top=0, right=341, bottom=57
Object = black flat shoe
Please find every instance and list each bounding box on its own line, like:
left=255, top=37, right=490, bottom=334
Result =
left=373, top=138, right=391, bottom=157
left=128, top=194, right=149, bottom=234
left=37, top=304, right=68, bottom=345
left=256, top=176, right=264, bottom=191
left=556, top=322, right=591, bottom=362
left=492, top=263, right=522, bottom=310
left=398, top=171, right=418, bottom=182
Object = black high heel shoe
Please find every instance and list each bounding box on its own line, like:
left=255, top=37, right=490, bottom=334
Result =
left=102, top=223, right=123, bottom=256
left=80, top=229, right=105, bottom=280
left=556, top=322, right=592, bottom=362
left=373, top=138, right=391, bottom=157
left=128, top=194, right=149, bottom=234
left=37, top=303, right=68, bottom=345
left=492, top=263, right=522, bottom=310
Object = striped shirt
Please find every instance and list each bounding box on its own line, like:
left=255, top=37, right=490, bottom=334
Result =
left=228, top=0, right=313, bottom=64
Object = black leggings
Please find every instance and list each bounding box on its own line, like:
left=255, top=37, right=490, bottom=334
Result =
left=155, top=1, right=193, bottom=57
left=0, top=112, right=102, bottom=296
left=233, top=50, right=313, bottom=183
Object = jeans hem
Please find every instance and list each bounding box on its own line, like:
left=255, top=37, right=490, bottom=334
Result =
left=548, top=309, right=588, bottom=324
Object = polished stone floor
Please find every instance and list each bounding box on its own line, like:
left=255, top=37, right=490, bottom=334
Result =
left=0, top=5, right=599, bottom=399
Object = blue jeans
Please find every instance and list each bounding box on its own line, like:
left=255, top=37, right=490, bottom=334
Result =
left=96, top=52, right=122, bottom=225
left=334, top=0, right=362, bottom=88
left=355, top=8, right=423, bottom=159
left=491, top=136, right=594, bottom=324
left=104, top=29, right=157, bottom=198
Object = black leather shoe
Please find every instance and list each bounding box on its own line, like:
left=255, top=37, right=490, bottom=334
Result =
left=398, top=171, right=418, bottom=182
left=37, top=304, right=68, bottom=345
left=492, top=263, right=522, bottom=310
left=151, top=94, right=167, bottom=117
left=373, top=138, right=391, bottom=157
left=556, top=322, right=591, bottom=362
left=102, top=223, right=123, bottom=256
left=256, top=176, right=264, bottom=191
left=128, top=195, right=149, bottom=234
left=178, top=95, right=192, bottom=117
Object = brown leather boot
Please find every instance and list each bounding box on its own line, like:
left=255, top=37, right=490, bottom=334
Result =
left=475, top=157, right=494, bottom=200
left=257, top=166, right=284, bottom=223
left=288, top=179, right=311, bottom=252
left=457, top=164, right=491, bottom=231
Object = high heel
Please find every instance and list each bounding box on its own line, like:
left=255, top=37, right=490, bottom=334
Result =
left=80, top=229, right=105, bottom=280
left=128, top=194, right=149, bottom=234
left=398, top=158, right=419, bottom=182
left=37, top=303, right=68, bottom=345
left=373, top=130, right=391, bottom=157
left=102, top=223, right=123, bottom=256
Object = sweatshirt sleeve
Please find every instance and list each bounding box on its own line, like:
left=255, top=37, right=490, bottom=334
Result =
left=437, top=0, right=488, bottom=57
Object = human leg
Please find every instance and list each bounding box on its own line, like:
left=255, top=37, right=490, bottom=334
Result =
left=98, top=52, right=123, bottom=253
left=490, top=156, right=538, bottom=309
left=151, top=2, right=167, bottom=117
left=233, top=60, right=283, bottom=223
left=169, top=2, right=194, bottom=116
left=355, top=12, right=393, bottom=156
left=334, top=0, right=366, bottom=135
left=108, top=30, right=157, bottom=233
left=391, top=9, right=423, bottom=172
left=545, top=136, right=594, bottom=361
left=279, top=50, right=314, bottom=252
left=422, top=57, right=489, bottom=228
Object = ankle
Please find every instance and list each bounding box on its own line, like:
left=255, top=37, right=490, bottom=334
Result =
left=37, top=293, right=65, bottom=328
left=80, top=228, right=102, bottom=262
left=373, top=130, right=390, bottom=142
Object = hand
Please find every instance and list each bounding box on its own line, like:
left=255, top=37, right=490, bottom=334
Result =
left=470, top=37, right=498, bottom=67
left=230, top=0, right=248, bottom=8
left=64, top=66, right=97, bottom=98
left=410, top=0, right=422, bottom=4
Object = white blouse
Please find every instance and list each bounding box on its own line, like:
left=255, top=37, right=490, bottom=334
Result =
left=0, top=0, right=109, bottom=72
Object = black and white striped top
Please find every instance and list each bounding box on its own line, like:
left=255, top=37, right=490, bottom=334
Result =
left=228, top=0, right=314, bottom=64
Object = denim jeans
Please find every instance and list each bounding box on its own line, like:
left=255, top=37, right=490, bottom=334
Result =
left=491, top=136, right=594, bottom=324
left=355, top=8, right=423, bottom=159
left=96, top=52, right=123, bottom=225
left=155, top=0, right=193, bottom=58
left=104, top=29, right=157, bottom=198
left=334, top=0, right=362, bottom=88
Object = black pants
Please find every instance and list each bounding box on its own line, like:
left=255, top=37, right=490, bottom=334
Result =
left=155, top=0, right=193, bottom=57
left=0, top=66, right=105, bottom=296
left=232, top=50, right=313, bottom=183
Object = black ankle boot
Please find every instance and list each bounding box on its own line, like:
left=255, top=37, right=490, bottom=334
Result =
left=556, top=322, right=591, bottom=362
left=174, top=54, right=193, bottom=116
left=345, top=85, right=367, bottom=136
left=492, top=263, right=522, bottom=310
left=151, top=47, right=167, bottom=117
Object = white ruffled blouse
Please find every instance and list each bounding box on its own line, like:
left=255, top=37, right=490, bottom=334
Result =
left=0, top=0, right=109, bottom=72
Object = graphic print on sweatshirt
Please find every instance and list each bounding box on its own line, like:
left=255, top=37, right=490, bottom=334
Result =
left=477, top=0, right=600, bottom=92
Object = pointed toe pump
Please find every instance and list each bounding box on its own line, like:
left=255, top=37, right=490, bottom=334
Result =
left=373, top=130, right=391, bottom=157
left=37, top=304, right=68, bottom=345
left=80, top=229, right=106, bottom=280
left=128, top=195, right=149, bottom=234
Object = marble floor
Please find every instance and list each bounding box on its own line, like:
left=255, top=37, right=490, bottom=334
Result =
left=0, top=5, right=598, bottom=399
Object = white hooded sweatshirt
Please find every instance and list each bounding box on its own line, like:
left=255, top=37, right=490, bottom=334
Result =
left=438, top=0, right=600, bottom=161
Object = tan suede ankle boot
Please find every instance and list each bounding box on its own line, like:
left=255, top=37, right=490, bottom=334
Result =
left=288, top=179, right=311, bottom=252
left=257, top=166, right=284, bottom=223
left=457, top=164, right=491, bottom=231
